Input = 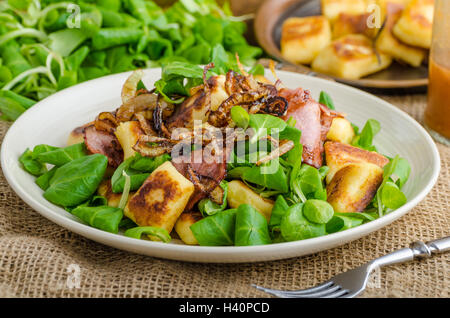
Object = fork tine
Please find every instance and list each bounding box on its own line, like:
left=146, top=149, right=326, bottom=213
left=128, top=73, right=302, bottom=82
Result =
left=253, top=282, right=343, bottom=298
left=323, top=289, right=349, bottom=298
left=279, top=284, right=341, bottom=298
left=251, top=284, right=287, bottom=297
left=282, top=281, right=335, bottom=295
left=252, top=281, right=333, bottom=296
left=340, top=291, right=359, bottom=298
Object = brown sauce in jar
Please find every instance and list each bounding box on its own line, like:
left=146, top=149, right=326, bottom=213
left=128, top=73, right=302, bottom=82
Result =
left=425, top=58, right=450, bottom=139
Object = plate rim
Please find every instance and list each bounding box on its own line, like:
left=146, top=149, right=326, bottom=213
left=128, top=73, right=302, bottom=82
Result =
left=0, top=68, right=441, bottom=263
left=253, top=0, right=429, bottom=90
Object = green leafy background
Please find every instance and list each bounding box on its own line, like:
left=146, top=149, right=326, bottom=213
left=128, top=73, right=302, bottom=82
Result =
left=0, top=0, right=262, bottom=120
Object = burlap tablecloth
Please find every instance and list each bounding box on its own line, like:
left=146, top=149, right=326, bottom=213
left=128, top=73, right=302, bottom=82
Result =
left=0, top=93, right=448, bottom=298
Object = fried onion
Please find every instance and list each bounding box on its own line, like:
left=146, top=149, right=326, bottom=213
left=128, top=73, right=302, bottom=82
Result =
left=256, top=139, right=295, bottom=166
left=259, top=96, right=288, bottom=117
left=121, top=69, right=143, bottom=104
left=132, top=135, right=175, bottom=157
left=153, top=94, right=172, bottom=138
left=94, top=112, right=118, bottom=134
left=209, top=184, right=224, bottom=205
left=208, top=90, right=270, bottom=127
left=116, top=93, right=158, bottom=122
left=135, top=111, right=156, bottom=136
left=186, top=164, right=206, bottom=193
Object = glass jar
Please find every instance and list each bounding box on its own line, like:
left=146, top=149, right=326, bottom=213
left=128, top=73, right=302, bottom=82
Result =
left=424, top=0, right=450, bottom=145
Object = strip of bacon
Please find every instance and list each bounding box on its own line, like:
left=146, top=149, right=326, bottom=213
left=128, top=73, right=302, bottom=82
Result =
left=172, top=148, right=229, bottom=211
left=83, top=125, right=124, bottom=167
left=279, top=87, right=342, bottom=168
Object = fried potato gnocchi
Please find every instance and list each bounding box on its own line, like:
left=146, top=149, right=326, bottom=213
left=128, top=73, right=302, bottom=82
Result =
left=97, top=180, right=135, bottom=208
left=332, top=13, right=378, bottom=39
left=377, top=0, right=412, bottom=21
left=311, top=34, right=392, bottom=79
left=114, top=121, right=144, bottom=160
left=375, top=2, right=426, bottom=67
left=325, top=141, right=389, bottom=212
left=326, top=162, right=384, bottom=212
left=125, top=161, right=195, bottom=233
left=227, top=180, right=274, bottom=222
left=392, top=0, right=434, bottom=49
left=324, top=140, right=389, bottom=184
left=279, top=0, right=432, bottom=79
left=209, top=75, right=229, bottom=112
left=326, top=117, right=355, bottom=144
left=321, top=0, right=369, bottom=21
left=174, top=211, right=203, bottom=245
left=281, top=16, right=332, bottom=65
left=97, top=180, right=123, bottom=208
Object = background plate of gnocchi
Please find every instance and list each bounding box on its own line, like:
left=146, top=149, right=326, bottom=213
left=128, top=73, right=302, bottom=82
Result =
left=1, top=68, right=440, bottom=262
left=255, top=0, right=432, bottom=92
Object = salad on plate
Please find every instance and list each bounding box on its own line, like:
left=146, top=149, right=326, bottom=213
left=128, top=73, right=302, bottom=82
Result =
left=18, top=58, right=411, bottom=246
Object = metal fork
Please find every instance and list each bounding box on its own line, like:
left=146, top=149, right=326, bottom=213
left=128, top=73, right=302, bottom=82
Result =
left=253, top=236, right=450, bottom=298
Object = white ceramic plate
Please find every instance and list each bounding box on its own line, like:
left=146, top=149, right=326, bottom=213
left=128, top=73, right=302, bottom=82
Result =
left=1, top=68, right=440, bottom=263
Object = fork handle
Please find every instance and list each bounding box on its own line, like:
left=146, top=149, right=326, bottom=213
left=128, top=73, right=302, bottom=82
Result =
left=369, top=236, right=450, bottom=270
left=426, top=236, right=450, bottom=253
